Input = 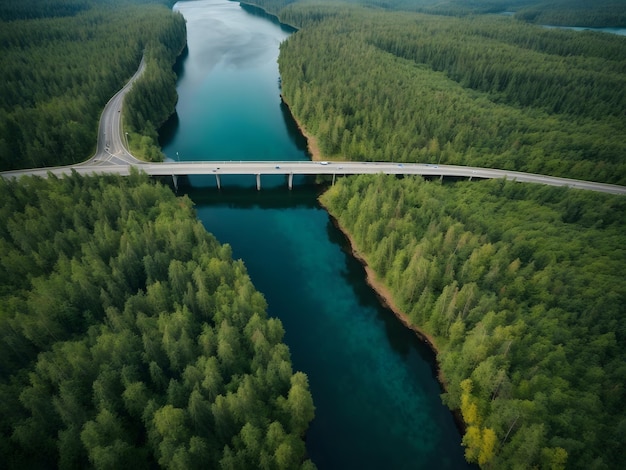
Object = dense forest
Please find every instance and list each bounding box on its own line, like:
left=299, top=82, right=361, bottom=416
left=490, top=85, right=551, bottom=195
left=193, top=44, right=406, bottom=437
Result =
left=514, top=0, right=626, bottom=28
left=253, top=0, right=626, bottom=26
left=0, top=172, right=316, bottom=469
left=2, top=0, right=625, bottom=468
left=247, top=0, right=626, bottom=467
left=0, top=0, right=185, bottom=171
left=320, top=175, right=626, bottom=468
left=272, top=2, right=626, bottom=184
left=417, top=0, right=626, bottom=27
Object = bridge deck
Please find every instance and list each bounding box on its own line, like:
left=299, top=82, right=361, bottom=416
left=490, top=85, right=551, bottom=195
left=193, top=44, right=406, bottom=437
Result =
left=2, top=161, right=625, bottom=196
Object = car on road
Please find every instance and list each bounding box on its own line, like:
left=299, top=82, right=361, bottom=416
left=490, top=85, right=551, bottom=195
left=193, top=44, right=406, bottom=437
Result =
left=320, top=161, right=329, bottom=165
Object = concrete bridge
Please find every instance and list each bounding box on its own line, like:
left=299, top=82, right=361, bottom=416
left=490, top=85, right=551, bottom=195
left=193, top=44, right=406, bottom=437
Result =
left=2, top=160, right=626, bottom=195
left=1, top=56, right=624, bottom=196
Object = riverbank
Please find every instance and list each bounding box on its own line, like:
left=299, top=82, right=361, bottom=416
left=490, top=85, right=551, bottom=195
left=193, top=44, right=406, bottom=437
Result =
left=279, top=87, right=473, bottom=438
left=280, top=94, right=322, bottom=161
left=321, top=208, right=470, bottom=437
left=326, top=210, right=441, bottom=354
left=279, top=94, right=448, bottom=375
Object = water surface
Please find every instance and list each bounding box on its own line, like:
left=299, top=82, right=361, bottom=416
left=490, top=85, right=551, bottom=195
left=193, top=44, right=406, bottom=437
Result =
left=162, top=1, right=470, bottom=468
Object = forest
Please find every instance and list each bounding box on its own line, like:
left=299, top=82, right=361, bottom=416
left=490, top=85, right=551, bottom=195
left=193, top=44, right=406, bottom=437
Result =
left=320, top=175, right=626, bottom=469
left=253, top=0, right=626, bottom=26
left=2, top=0, right=625, bottom=468
left=513, top=0, right=626, bottom=28
left=0, top=172, right=316, bottom=469
left=272, top=2, right=626, bottom=184
left=419, top=0, right=626, bottom=27
left=245, top=0, right=626, bottom=467
left=0, top=0, right=185, bottom=171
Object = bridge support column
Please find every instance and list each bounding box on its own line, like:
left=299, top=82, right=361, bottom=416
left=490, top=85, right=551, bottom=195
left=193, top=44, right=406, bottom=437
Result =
left=288, top=172, right=293, bottom=190
left=468, top=176, right=473, bottom=181
left=256, top=174, right=261, bottom=191
left=215, top=174, right=221, bottom=189
left=439, top=174, right=443, bottom=182
left=332, top=173, right=336, bottom=186
left=172, top=174, right=178, bottom=192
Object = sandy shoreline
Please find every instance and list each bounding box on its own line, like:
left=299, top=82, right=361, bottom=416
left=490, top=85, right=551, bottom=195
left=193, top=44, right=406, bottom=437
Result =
left=281, top=90, right=469, bottom=435
left=324, top=212, right=444, bottom=362
left=280, top=96, right=443, bottom=356
left=280, top=95, right=322, bottom=161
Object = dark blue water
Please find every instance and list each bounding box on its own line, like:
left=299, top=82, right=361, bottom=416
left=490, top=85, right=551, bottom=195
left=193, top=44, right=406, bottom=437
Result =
left=162, top=1, right=470, bottom=468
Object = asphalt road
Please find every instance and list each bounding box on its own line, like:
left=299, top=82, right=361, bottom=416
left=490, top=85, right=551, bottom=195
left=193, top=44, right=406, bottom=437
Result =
left=81, top=56, right=146, bottom=167
left=1, top=55, right=625, bottom=197
left=3, top=160, right=626, bottom=196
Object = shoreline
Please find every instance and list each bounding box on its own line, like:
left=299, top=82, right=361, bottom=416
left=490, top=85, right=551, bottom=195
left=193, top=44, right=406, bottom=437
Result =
left=281, top=69, right=468, bottom=439
left=323, top=208, right=443, bottom=367
left=280, top=94, right=322, bottom=161
left=281, top=94, right=447, bottom=364
left=320, top=196, right=469, bottom=436
left=280, top=95, right=441, bottom=349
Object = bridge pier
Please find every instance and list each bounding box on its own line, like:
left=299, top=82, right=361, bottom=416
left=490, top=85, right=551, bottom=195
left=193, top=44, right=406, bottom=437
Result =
left=288, top=172, right=293, bottom=190
left=172, top=174, right=178, bottom=192
left=332, top=173, right=336, bottom=186
left=215, top=173, right=221, bottom=189
left=256, top=174, right=261, bottom=191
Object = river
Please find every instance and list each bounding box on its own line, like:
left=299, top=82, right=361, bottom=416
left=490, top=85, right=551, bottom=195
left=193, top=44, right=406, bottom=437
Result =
left=542, top=25, right=626, bottom=35
left=161, top=1, right=470, bottom=468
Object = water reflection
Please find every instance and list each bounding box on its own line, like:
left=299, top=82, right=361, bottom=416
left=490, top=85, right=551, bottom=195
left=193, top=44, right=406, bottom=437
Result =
left=162, top=2, right=472, bottom=468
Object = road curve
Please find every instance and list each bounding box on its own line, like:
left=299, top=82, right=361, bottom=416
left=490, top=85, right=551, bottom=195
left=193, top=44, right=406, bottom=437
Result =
left=0, top=54, right=625, bottom=196
left=82, top=56, right=147, bottom=167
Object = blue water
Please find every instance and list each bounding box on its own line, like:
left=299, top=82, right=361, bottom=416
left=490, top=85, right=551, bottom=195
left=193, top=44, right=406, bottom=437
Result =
left=543, top=25, right=626, bottom=36
left=162, top=1, right=470, bottom=468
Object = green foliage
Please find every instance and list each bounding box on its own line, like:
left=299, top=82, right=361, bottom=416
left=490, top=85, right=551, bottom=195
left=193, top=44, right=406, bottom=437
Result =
left=250, top=0, right=626, bottom=26
left=123, top=15, right=187, bottom=162
left=0, top=0, right=179, bottom=21
left=321, top=174, right=626, bottom=469
left=0, top=0, right=185, bottom=170
left=0, top=173, right=315, bottom=469
left=515, top=0, right=626, bottom=27
left=274, top=3, right=626, bottom=184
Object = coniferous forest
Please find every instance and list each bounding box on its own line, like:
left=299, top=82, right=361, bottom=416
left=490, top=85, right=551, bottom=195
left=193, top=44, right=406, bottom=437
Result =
left=248, top=0, right=626, bottom=467
left=320, top=175, right=625, bottom=469
left=274, top=3, right=626, bottom=184
left=2, top=0, right=626, bottom=469
left=0, top=0, right=185, bottom=170
left=0, top=172, right=315, bottom=469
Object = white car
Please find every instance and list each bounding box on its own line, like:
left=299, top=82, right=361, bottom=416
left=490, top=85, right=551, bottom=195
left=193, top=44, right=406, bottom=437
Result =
left=320, top=161, right=329, bottom=165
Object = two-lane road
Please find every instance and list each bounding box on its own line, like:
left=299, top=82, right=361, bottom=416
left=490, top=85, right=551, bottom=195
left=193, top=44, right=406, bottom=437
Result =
left=83, top=56, right=146, bottom=166
left=1, top=56, right=625, bottom=197
left=143, top=161, right=626, bottom=195
left=3, top=160, right=626, bottom=195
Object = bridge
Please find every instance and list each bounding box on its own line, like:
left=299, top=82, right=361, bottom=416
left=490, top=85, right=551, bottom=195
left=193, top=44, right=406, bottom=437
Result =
left=1, top=55, right=625, bottom=196
left=2, top=160, right=626, bottom=195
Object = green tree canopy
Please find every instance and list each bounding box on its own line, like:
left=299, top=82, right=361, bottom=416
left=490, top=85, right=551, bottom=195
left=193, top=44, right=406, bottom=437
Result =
left=0, top=172, right=316, bottom=469
left=321, top=174, right=626, bottom=468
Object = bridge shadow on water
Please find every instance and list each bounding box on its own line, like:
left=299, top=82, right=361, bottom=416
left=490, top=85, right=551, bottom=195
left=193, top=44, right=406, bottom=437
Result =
left=154, top=170, right=475, bottom=470
left=168, top=175, right=322, bottom=210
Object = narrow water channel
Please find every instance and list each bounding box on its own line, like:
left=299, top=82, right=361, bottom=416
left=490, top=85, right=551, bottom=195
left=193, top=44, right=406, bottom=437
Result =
left=161, top=1, right=471, bottom=468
